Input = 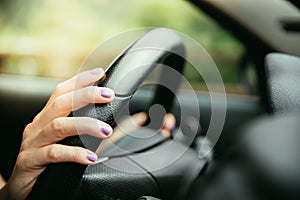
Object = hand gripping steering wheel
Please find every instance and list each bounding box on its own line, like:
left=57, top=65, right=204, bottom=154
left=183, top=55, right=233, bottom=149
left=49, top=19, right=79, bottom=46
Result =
left=27, top=28, right=206, bottom=200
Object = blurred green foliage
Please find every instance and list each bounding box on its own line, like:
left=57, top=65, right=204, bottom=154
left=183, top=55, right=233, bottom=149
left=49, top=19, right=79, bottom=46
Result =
left=0, top=0, right=244, bottom=92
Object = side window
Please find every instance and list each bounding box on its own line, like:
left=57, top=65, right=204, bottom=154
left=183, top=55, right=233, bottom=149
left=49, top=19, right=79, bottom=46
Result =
left=0, top=0, right=253, bottom=96
left=180, top=19, right=247, bottom=95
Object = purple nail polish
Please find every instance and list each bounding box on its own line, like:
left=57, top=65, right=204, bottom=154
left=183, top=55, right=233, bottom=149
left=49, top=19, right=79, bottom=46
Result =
left=100, top=89, right=113, bottom=98
left=90, top=68, right=103, bottom=75
left=101, top=127, right=112, bottom=135
left=87, top=153, right=97, bottom=162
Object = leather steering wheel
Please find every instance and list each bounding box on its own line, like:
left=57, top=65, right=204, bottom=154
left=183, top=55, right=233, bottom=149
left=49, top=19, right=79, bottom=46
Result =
left=27, top=28, right=205, bottom=200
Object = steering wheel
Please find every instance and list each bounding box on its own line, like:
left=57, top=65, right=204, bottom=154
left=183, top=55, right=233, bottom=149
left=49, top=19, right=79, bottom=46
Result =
left=27, top=28, right=206, bottom=200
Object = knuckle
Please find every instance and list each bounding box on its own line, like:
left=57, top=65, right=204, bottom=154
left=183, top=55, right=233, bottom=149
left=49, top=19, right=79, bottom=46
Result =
left=47, top=146, right=61, bottom=162
left=51, top=118, right=64, bottom=131
left=54, top=83, right=64, bottom=95
left=51, top=118, right=66, bottom=138
left=20, top=138, right=31, bottom=151
left=16, top=151, right=30, bottom=168
left=23, top=123, right=33, bottom=138
left=32, top=113, right=41, bottom=122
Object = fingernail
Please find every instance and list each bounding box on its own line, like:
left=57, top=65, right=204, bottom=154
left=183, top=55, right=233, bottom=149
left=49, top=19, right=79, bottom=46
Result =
left=87, top=153, right=97, bottom=162
left=100, top=88, right=113, bottom=98
left=101, top=127, right=112, bottom=135
left=90, top=68, right=103, bottom=75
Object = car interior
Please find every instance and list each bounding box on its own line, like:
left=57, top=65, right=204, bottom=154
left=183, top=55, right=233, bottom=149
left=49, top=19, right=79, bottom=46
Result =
left=0, top=0, right=300, bottom=200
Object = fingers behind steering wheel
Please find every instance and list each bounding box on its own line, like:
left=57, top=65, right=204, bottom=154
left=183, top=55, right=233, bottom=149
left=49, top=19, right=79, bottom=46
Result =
left=43, top=86, right=114, bottom=121
left=96, top=112, right=176, bottom=155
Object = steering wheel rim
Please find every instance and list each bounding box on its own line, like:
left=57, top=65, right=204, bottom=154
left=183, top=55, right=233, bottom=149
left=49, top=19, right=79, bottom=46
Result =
left=27, top=28, right=188, bottom=200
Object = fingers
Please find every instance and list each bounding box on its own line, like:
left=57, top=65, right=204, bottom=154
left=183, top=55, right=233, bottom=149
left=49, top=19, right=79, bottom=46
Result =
left=27, top=117, right=113, bottom=147
left=95, top=112, right=177, bottom=156
left=18, top=145, right=98, bottom=168
left=52, top=86, right=114, bottom=114
left=8, top=69, right=111, bottom=200
left=44, top=68, right=105, bottom=109
left=43, top=144, right=98, bottom=165
left=161, top=113, right=176, bottom=137
left=114, top=112, right=148, bottom=135
left=53, top=68, right=105, bottom=97
left=96, top=112, right=148, bottom=155
left=33, top=68, right=109, bottom=124
left=36, top=86, right=114, bottom=127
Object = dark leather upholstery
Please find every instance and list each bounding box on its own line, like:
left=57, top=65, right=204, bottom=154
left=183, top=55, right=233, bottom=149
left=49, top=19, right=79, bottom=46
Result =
left=188, top=113, right=300, bottom=200
left=188, top=53, right=300, bottom=200
left=265, top=53, right=300, bottom=113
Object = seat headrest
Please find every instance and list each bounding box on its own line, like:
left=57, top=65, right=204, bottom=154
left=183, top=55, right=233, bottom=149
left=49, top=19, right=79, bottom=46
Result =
left=265, top=53, right=300, bottom=113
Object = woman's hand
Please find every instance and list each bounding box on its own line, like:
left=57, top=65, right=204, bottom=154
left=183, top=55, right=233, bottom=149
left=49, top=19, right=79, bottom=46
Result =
left=0, top=68, right=115, bottom=200
left=0, top=67, right=177, bottom=200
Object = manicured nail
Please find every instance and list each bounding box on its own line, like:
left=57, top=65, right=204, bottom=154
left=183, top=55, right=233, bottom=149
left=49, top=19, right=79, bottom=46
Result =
left=90, top=68, right=103, bottom=75
left=100, top=88, right=113, bottom=98
left=101, top=127, right=112, bottom=135
left=87, top=153, right=97, bottom=162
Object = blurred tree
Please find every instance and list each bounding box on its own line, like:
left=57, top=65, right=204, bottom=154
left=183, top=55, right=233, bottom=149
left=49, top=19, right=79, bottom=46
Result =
left=0, top=0, right=245, bottom=92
